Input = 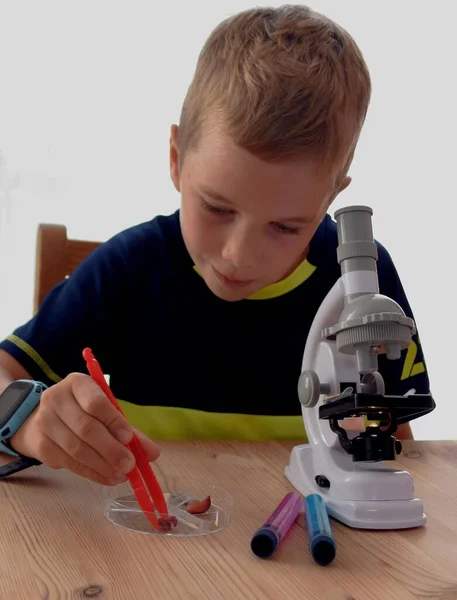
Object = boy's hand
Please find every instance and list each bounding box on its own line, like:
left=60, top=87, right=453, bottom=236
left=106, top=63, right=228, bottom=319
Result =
left=9, top=373, right=160, bottom=485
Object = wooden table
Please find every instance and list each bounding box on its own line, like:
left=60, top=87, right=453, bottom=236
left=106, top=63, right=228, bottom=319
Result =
left=1, top=440, right=457, bottom=600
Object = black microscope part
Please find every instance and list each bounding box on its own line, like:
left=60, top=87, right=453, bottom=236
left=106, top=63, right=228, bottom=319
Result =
left=319, top=392, right=435, bottom=462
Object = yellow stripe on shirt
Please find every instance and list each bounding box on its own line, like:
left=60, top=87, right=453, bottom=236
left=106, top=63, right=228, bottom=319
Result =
left=6, top=335, right=62, bottom=383
left=5, top=335, right=307, bottom=441
left=118, top=400, right=308, bottom=441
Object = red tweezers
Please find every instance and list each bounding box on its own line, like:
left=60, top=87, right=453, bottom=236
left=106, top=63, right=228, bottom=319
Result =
left=83, top=348, right=173, bottom=532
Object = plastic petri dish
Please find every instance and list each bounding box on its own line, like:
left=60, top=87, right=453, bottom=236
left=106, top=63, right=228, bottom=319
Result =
left=103, top=481, right=233, bottom=537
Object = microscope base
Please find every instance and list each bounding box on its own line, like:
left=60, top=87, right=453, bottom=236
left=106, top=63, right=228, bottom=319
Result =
left=285, top=443, right=426, bottom=529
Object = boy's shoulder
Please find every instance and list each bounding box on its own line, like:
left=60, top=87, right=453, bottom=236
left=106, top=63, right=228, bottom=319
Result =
left=103, top=209, right=183, bottom=257
left=45, top=209, right=193, bottom=309
left=84, top=209, right=191, bottom=276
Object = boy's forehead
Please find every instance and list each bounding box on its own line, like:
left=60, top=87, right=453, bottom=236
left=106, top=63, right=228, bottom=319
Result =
left=185, top=124, right=337, bottom=215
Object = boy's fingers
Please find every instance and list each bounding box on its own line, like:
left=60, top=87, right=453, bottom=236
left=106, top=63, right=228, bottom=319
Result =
left=37, top=434, right=120, bottom=486
left=52, top=375, right=135, bottom=473
left=54, top=396, right=136, bottom=474
left=133, top=428, right=160, bottom=461
left=39, top=409, right=126, bottom=481
left=69, top=374, right=134, bottom=442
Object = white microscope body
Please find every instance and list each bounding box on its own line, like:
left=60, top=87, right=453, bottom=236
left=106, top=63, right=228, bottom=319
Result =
left=285, top=206, right=435, bottom=529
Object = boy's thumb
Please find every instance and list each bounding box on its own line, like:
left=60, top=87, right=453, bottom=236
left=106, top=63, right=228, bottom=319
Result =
left=133, top=427, right=161, bottom=462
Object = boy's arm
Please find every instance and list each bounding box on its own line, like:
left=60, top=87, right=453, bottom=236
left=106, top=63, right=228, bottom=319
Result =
left=376, top=244, right=431, bottom=441
left=0, top=233, right=130, bottom=392
left=0, top=350, right=33, bottom=394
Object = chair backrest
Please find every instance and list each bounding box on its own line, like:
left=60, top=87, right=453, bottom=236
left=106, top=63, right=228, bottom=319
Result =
left=34, top=223, right=102, bottom=313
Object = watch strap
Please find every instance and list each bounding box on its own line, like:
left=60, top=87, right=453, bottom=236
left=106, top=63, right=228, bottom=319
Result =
left=0, top=379, right=46, bottom=477
left=0, top=456, right=42, bottom=479
left=0, top=437, right=25, bottom=457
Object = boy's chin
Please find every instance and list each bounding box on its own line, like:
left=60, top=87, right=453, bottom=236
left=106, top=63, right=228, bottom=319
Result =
left=206, top=280, right=253, bottom=302
left=202, top=274, right=259, bottom=302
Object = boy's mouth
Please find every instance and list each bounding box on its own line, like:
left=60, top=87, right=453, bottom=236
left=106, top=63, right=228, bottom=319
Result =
left=212, top=266, right=254, bottom=288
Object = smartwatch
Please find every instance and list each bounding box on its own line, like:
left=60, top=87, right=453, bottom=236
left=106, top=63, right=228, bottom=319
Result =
left=0, top=379, right=47, bottom=478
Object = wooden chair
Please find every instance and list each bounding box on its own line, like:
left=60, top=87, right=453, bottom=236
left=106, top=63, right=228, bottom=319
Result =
left=34, top=224, right=102, bottom=314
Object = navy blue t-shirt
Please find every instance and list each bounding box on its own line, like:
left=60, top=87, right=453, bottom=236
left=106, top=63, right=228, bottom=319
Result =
left=0, top=210, right=430, bottom=440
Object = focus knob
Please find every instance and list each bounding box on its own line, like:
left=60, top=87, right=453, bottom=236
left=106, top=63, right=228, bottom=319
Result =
left=298, top=370, right=330, bottom=408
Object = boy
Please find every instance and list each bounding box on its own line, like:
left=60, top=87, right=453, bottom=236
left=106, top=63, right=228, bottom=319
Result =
left=0, top=5, right=429, bottom=486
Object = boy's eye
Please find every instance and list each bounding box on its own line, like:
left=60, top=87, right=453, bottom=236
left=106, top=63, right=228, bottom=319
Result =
left=201, top=199, right=232, bottom=215
left=272, top=222, right=300, bottom=235
left=201, top=199, right=300, bottom=235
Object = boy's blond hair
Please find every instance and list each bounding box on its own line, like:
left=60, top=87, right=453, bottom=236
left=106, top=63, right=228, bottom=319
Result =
left=178, top=5, right=371, bottom=180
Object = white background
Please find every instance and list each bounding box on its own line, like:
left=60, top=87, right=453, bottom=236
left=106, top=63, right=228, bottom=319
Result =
left=0, top=1, right=455, bottom=440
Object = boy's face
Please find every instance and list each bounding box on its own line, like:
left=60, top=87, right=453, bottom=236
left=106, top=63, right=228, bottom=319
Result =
left=170, top=121, right=350, bottom=302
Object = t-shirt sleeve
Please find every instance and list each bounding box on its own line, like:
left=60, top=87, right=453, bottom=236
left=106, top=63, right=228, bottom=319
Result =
left=376, top=243, right=431, bottom=397
left=0, top=233, right=131, bottom=387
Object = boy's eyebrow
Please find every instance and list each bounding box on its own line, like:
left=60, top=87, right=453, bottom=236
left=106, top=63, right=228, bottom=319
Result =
left=200, top=185, right=315, bottom=224
left=200, top=186, right=233, bottom=204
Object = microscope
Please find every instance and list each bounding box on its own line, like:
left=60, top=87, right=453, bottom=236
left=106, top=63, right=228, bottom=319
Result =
left=285, top=205, right=435, bottom=529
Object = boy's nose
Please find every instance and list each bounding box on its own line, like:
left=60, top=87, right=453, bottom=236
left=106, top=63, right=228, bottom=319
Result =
left=221, top=228, right=259, bottom=270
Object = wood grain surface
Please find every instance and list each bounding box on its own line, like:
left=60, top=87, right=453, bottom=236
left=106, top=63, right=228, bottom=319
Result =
left=1, top=440, right=456, bottom=600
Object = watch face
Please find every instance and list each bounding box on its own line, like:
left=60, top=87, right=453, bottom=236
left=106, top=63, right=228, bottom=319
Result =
left=0, top=381, right=34, bottom=428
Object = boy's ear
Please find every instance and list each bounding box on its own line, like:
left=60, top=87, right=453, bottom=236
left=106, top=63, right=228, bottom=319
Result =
left=170, top=124, right=180, bottom=192
left=324, top=175, right=352, bottom=213
left=338, top=175, right=352, bottom=193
